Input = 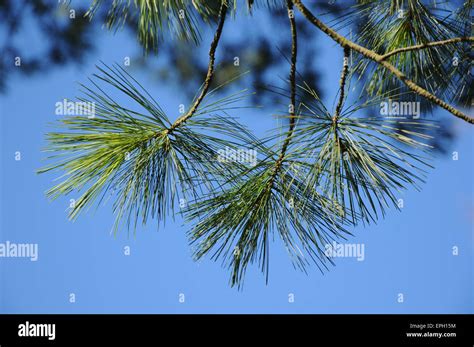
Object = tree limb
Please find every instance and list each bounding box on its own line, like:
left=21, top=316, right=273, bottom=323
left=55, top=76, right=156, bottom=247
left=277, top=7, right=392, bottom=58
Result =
left=333, top=47, right=350, bottom=123
left=279, top=0, right=298, bottom=159
left=272, top=0, right=298, bottom=178
left=166, top=1, right=228, bottom=134
left=380, top=36, right=474, bottom=61
left=291, top=0, right=474, bottom=124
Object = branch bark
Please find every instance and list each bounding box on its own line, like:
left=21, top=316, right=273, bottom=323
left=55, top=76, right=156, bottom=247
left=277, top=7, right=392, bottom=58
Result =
left=166, top=1, right=228, bottom=134
left=380, top=37, right=474, bottom=61
left=333, top=47, right=350, bottom=123
left=279, top=0, right=298, bottom=159
left=272, top=0, right=298, bottom=177
left=291, top=0, right=474, bottom=124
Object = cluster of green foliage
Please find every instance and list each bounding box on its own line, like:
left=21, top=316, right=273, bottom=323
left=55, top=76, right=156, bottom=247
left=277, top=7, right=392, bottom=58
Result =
left=39, top=0, right=472, bottom=287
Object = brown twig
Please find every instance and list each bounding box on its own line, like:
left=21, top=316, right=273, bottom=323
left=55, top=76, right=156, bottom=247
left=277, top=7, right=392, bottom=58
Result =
left=166, top=1, right=228, bottom=134
left=272, top=0, right=298, bottom=178
left=333, top=47, right=350, bottom=123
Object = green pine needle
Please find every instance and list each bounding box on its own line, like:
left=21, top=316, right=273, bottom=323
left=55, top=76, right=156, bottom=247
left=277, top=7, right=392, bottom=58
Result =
left=293, top=83, right=437, bottom=225
left=38, top=63, right=256, bottom=234
left=335, top=0, right=471, bottom=107
left=185, top=153, right=351, bottom=288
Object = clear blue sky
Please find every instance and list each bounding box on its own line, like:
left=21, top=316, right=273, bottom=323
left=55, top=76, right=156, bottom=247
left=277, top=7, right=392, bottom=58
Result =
left=0, top=3, right=472, bottom=313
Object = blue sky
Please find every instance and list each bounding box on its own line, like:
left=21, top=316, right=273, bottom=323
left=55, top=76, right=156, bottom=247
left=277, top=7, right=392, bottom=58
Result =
left=0, top=2, right=472, bottom=313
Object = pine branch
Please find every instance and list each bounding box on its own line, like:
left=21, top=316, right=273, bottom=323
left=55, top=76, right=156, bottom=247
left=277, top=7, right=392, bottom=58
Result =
left=344, top=0, right=470, bottom=109
left=184, top=2, right=351, bottom=287
left=294, top=84, right=436, bottom=225
left=380, top=36, right=474, bottom=60
left=87, top=0, right=209, bottom=51
left=271, top=0, right=298, bottom=177
left=166, top=1, right=228, bottom=134
left=333, top=47, right=350, bottom=123
left=38, top=63, right=256, bottom=233
left=291, top=0, right=474, bottom=124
